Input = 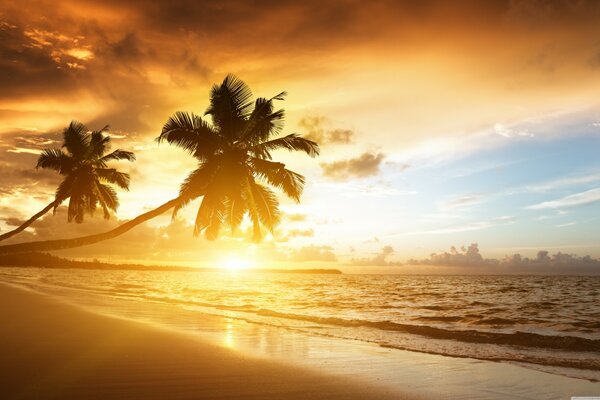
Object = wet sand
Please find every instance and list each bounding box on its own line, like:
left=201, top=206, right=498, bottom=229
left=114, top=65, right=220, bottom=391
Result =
left=0, top=283, right=414, bottom=400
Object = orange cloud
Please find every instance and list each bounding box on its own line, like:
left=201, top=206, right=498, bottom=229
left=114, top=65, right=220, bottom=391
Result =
left=320, top=152, right=385, bottom=181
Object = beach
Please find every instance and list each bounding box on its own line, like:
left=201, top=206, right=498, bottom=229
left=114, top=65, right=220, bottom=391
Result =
left=0, top=283, right=415, bottom=399
left=1, top=273, right=599, bottom=400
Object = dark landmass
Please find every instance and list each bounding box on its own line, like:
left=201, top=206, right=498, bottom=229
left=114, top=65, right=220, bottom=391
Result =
left=0, top=253, right=342, bottom=275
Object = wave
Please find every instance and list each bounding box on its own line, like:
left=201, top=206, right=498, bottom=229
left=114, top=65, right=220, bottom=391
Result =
left=471, top=317, right=517, bottom=325
left=122, top=293, right=599, bottom=354
left=246, top=309, right=600, bottom=354
left=415, top=315, right=463, bottom=322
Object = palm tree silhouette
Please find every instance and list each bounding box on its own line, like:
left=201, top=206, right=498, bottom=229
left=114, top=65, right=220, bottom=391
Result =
left=0, top=121, right=135, bottom=242
left=158, top=74, right=319, bottom=241
left=0, top=75, right=318, bottom=254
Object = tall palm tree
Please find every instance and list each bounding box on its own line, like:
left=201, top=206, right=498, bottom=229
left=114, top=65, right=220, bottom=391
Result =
left=0, top=75, right=318, bottom=254
left=0, top=121, right=135, bottom=242
left=158, top=74, right=319, bottom=241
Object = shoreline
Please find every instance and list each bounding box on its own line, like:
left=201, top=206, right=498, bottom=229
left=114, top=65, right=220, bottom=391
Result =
left=1, top=281, right=599, bottom=399
left=0, top=283, right=411, bottom=399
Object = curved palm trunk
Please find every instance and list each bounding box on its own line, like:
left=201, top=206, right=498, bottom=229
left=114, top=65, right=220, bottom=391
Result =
left=0, top=200, right=59, bottom=243
left=0, top=198, right=182, bottom=254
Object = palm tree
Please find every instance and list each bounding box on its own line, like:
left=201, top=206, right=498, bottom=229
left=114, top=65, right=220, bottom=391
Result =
left=0, top=75, right=318, bottom=254
left=158, top=74, right=319, bottom=241
left=0, top=121, right=135, bottom=242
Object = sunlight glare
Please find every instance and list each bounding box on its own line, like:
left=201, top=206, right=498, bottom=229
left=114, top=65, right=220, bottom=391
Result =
left=223, top=258, right=251, bottom=272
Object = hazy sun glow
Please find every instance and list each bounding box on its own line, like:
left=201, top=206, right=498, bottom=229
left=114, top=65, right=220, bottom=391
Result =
left=223, top=258, right=251, bottom=272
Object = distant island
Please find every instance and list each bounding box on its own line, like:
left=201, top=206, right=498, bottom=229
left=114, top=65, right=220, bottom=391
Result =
left=0, top=253, right=342, bottom=275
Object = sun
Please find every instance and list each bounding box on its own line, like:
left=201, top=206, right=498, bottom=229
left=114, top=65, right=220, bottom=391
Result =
left=223, top=258, right=251, bottom=272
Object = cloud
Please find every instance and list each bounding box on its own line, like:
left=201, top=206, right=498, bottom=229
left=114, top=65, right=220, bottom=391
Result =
left=285, top=213, right=307, bottom=222
left=278, top=227, right=315, bottom=242
left=556, top=222, right=576, bottom=227
left=587, top=42, right=600, bottom=68
left=442, top=194, right=485, bottom=209
left=299, top=116, right=354, bottom=145
left=527, top=188, right=600, bottom=210
left=409, top=243, right=487, bottom=266
left=288, top=245, right=337, bottom=262
left=524, top=172, right=600, bottom=192
left=320, top=152, right=385, bottom=181
left=409, top=244, right=600, bottom=274
left=350, top=245, right=401, bottom=266
left=284, top=228, right=314, bottom=238
left=399, top=216, right=515, bottom=236
left=493, top=123, right=533, bottom=138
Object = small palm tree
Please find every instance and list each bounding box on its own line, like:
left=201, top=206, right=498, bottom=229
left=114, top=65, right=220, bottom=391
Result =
left=0, top=121, right=135, bottom=242
left=157, top=74, right=319, bottom=241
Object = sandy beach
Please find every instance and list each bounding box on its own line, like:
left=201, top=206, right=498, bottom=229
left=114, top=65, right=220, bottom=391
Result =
left=0, top=283, right=414, bottom=400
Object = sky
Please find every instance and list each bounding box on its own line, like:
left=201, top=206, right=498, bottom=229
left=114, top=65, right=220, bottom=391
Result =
left=1, top=0, right=600, bottom=270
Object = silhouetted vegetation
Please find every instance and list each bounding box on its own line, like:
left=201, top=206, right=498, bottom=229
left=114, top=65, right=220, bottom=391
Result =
left=0, top=122, right=135, bottom=242
left=0, top=253, right=341, bottom=274
left=158, top=74, right=319, bottom=241
left=0, top=75, right=318, bottom=254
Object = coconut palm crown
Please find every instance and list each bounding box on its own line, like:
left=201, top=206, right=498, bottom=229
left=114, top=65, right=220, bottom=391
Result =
left=157, top=74, right=319, bottom=241
left=36, top=121, right=136, bottom=223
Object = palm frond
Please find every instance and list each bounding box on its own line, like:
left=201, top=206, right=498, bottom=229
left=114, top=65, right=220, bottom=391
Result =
left=87, top=128, right=111, bottom=160
left=193, top=192, right=226, bottom=240
left=247, top=180, right=280, bottom=233
left=226, top=195, right=247, bottom=234
left=65, top=170, right=96, bottom=223
left=98, top=149, right=136, bottom=165
left=94, top=182, right=119, bottom=219
left=250, top=134, right=319, bottom=160
left=239, top=97, right=285, bottom=145
left=243, top=179, right=262, bottom=242
left=250, top=158, right=305, bottom=202
left=204, top=74, right=253, bottom=139
left=54, top=174, right=76, bottom=211
left=96, top=168, right=130, bottom=190
left=157, top=112, right=218, bottom=159
left=36, top=148, right=74, bottom=174
left=173, top=162, right=218, bottom=217
left=67, top=190, right=84, bottom=223
left=204, top=201, right=226, bottom=240
left=62, top=121, right=90, bottom=159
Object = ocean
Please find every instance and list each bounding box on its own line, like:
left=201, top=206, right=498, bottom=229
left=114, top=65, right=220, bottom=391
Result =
left=1, top=267, right=598, bottom=381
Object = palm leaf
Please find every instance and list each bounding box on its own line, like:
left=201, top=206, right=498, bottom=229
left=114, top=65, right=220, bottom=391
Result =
left=247, top=180, right=280, bottom=233
left=98, top=149, right=136, bottom=165
left=54, top=174, right=76, bottom=211
left=87, top=127, right=111, bottom=160
left=157, top=112, right=218, bottom=159
left=173, top=162, right=218, bottom=217
left=36, top=148, right=75, bottom=174
left=94, top=182, right=119, bottom=219
left=96, top=168, right=130, bottom=190
left=239, top=96, right=285, bottom=144
left=62, top=121, right=89, bottom=160
left=204, top=74, right=254, bottom=139
left=250, top=134, right=319, bottom=160
left=193, top=192, right=226, bottom=240
left=250, top=158, right=305, bottom=202
left=243, top=179, right=262, bottom=242
left=226, top=195, right=247, bottom=234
